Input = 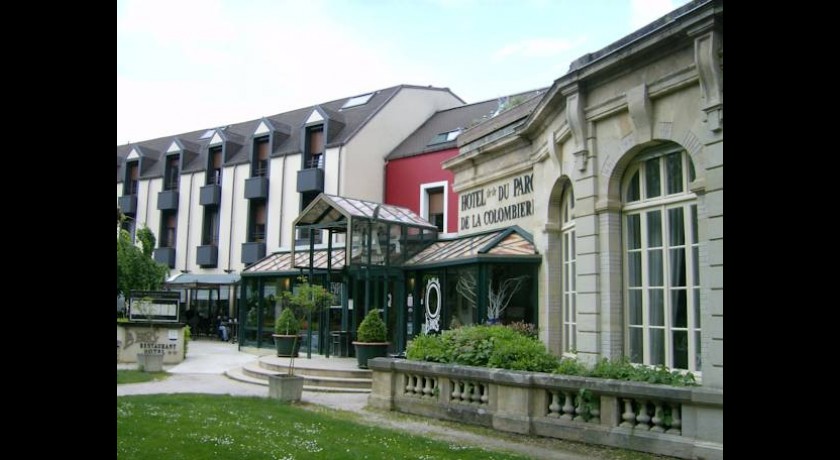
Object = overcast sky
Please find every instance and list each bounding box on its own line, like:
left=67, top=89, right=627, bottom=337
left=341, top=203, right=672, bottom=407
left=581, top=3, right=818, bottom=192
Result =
left=117, top=0, right=690, bottom=145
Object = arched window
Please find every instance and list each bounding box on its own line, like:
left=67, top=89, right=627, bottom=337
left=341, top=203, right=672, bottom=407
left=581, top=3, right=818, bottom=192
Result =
left=561, top=187, right=576, bottom=353
left=622, top=146, right=700, bottom=372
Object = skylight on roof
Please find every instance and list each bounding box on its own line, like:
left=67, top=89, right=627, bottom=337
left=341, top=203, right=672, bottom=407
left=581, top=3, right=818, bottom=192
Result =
left=427, top=129, right=462, bottom=146
left=341, top=92, right=374, bottom=109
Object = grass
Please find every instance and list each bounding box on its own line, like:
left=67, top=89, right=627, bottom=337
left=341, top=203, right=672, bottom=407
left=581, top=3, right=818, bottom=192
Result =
left=117, top=370, right=171, bottom=385
left=117, top=394, right=528, bottom=459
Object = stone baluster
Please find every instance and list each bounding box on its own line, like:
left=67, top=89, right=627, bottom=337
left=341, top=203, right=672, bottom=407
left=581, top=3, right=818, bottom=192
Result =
left=666, top=404, right=682, bottom=435
left=461, top=382, right=472, bottom=403
left=422, top=377, right=432, bottom=397
left=650, top=402, right=665, bottom=432
left=405, top=375, right=414, bottom=395
left=561, top=391, right=575, bottom=420
left=620, top=399, right=636, bottom=428
left=573, top=392, right=585, bottom=422
left=414, top=374, right=423, bottom=396
left=635, top=399, right=651, bottom=430
left=589, top=399, right=600, bottom=424
left=451, top=379, right=461, bottom=402
left=470, top=383, right=482, bottom=404
left=480, top=383, right=489, bottom=405
left=548, top=391, right=561, bottom=417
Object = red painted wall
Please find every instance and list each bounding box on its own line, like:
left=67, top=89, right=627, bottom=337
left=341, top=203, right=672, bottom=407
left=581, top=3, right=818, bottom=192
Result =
left=385, top=148, right=459, bottom=234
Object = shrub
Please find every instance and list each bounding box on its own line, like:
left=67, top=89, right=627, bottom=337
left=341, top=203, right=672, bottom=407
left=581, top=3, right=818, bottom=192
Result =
left=487, top=334, right=558, bottom=373
left=506, top=321, right=538, bottom=339
left=554, top=356, right=589, bottom=376
left=357, top=309, right=387, bottom=343
left=274, top=308, right=299, bottom=335
left=589, top=356, right=697, bottom=386
left=405, top=334, right=448, bottom=362
left=406, top=325, right=560, bottom=373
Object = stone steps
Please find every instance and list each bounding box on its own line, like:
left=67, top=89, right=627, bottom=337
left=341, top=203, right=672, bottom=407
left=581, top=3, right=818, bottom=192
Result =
left=224, top=354, right=372, bottom=393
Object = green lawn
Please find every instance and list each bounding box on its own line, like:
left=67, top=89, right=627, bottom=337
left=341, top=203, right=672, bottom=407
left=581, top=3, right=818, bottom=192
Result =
left=117, top=370, right=171, bottom=384
left=117, top=394, right=527, bottom=459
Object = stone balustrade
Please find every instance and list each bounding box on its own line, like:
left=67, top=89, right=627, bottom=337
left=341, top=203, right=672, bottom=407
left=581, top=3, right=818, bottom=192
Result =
left=368, top=358, right=722, bottom=460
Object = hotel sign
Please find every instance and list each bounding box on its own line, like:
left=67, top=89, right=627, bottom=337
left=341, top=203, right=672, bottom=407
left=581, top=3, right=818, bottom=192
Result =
left=459, top=172, right=534, bottom=232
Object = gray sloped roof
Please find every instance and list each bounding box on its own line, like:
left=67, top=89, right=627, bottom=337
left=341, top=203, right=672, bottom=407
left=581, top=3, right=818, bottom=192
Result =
left=117, top=84, right=461, bottom=182
left=456, top=90, right=547, bottom=148
left=388, top=88, right=548, bottom=161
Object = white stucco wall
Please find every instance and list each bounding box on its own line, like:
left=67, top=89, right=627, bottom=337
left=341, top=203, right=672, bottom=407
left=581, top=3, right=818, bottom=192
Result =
left=341, top=88, right=462, bottom=201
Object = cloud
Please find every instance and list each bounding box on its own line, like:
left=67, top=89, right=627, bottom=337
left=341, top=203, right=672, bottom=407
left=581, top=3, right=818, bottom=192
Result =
left=492, top=37, right=587, bottom=61
left=117, top=0, right=427, bottom=144
left=629, top=0, right=685, bottom=30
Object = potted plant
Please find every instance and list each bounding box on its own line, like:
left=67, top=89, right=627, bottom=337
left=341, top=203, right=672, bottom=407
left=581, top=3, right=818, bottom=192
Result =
left=268, top=335, right=305, bottom=403
left=353, top=308, right=389, bottom=369
left=282, top=276, right=332, bottom=359
left=272, top=307, right=301, bottom=357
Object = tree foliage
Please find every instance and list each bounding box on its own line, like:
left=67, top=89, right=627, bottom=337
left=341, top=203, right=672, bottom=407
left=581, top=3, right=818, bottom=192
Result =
left=117, top=219, right=169, bottom=298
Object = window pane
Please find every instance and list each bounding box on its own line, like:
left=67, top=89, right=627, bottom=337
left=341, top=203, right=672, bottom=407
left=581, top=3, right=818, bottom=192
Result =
left=627, top=171, right=640, bottom=202
left=692, top=246, right=700, bottom=285
left=645, top=158, right=661, bottom=198
left=571, top=262, right=576, bottom=290
left=694, top=331, right=702, bottom=369
left=648, top=249, right=663, bottom=286
left=671, top=290, right=687, bottom=328
left=564, top=233, right=569, bottom=260
left=672, top=330, right=688, bottom=369
left=628, top=252, right=642, bottom=287
left=666, top=152, right=684, bottom=195
left=691, top=205, right=698, bottom=244
left=649, top=328, right=665, bottom=365
left=571, top=231, right=576, bottom=260
left=649, top=289, right=664, bottom=326
left=688, top=157, right=696, bottom=182
left=627, top=214, right=641, bottom=249
left=670, top=248, right=686, bottom=286
left=668, top=207, right=685, bottom=246
left=694, top=289, right=701, bottom=328
left=647, top=210, right=662, bottom=247
left=628, top=290, right=643, bottom=325
left=629, top=327, right=643, bottom=363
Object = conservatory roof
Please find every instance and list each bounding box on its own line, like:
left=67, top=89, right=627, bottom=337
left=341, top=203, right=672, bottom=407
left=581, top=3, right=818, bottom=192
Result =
left=294, top=193, right=437, bottom=230
left=404, top=226, right=540, bottom=268
left=164, top=273, right=241, bottom=287
left=242, top=248, right=346, bottom=275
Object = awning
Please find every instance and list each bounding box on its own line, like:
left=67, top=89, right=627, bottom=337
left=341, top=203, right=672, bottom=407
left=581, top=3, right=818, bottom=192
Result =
left=404, top=226, right=540, bottom=268
left=164, top=273, right=241, bottom=287
left=242, top=248, right=346, bottom=275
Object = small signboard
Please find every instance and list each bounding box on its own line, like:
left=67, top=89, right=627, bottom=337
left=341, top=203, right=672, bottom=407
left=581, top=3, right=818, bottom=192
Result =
left=129, top=291, right=181, bottom=323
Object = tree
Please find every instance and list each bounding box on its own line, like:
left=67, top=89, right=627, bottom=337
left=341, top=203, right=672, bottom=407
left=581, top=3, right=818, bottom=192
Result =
left=117, top=214, right=169, bottom=299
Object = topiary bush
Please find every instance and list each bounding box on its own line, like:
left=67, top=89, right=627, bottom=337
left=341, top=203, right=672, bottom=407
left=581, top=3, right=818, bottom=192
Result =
left=274, top=308, right=300, bottom=335
left=357, top=309, right=387, bottom=343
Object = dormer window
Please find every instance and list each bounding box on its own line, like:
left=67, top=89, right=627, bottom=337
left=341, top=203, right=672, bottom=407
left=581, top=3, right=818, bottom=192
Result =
left=164, top=154, right=180, bottom=191
left=207, top=147, right=222, bottom=185
left=428, top=129, right=462, bottom=146
left=305, top=126, right=324, bottom=169
left=124, top=161, right=139, bottom=195
left=341, top=92, right=374, bottom=109
left=252, top=138, right=269, bottom=177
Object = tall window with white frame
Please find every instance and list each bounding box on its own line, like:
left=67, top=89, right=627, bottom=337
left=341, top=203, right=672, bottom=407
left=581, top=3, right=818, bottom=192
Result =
left=420, top=182, right=447, bottom=233
left=427, top=187, right=445, bottom=232
left=622, top=145, right=700, bottom=372
left=560, top=186, right=576, bottom=353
